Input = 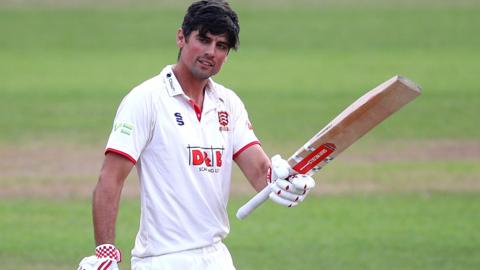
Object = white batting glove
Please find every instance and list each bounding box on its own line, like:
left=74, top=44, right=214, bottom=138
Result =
left=268, top=154, right=291, bottom=183
left=268, top=155, right=316, bottom=207
left=77, top=244, right=121, bottom=270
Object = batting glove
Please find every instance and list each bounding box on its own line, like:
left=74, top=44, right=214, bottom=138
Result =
left=77, top=244, right=121, bottom=270
left=268, top=154, right=291, bottom=183
left=268, top=155, right=316, bottom=207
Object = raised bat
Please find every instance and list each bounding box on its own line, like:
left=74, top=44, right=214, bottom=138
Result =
left=236, top=75, right=421, bottom=220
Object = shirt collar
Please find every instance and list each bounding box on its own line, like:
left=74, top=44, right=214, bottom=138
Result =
left=162, top=65, right=216, bottom=98
left=160, top=65, right=223, bottom=110
left=162, top=65, right=182, bottom=97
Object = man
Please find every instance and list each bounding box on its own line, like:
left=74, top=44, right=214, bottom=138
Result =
left=78, top=1, right=315, bottom=269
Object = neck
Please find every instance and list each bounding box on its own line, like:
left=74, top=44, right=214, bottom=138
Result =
left=172, top=64, right=208, bottom=107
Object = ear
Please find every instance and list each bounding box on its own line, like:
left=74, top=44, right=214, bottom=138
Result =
left=176, top=28, right=185, bottom=48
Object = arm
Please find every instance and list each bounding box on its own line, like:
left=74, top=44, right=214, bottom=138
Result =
left=93, top=152, right=134, bottom=245
left=234, top=144, right=270, bottom=192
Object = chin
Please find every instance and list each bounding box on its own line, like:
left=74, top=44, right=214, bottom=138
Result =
left=193, top=68, right=217, bottom=80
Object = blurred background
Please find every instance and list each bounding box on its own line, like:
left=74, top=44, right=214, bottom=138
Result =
left=0, top=0, right=479, bottom=269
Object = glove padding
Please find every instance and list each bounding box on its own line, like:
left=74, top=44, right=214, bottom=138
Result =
left=269, top=174, right=315, bottom=207
left=78, top=256, right=119, bottom=270
left=268, top=155, right=316, bottom=207
left=268, top=154, right=291, bottom=182
left=77, top=244, right=121, bottom=270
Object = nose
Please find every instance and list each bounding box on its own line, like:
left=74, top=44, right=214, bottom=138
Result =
left=205, top=43, right=215, bottom=57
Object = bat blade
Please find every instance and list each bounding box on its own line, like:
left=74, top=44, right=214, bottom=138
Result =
left=287, top=75, right=421, bottom=175
left=236, top=75, right=421, bottom=220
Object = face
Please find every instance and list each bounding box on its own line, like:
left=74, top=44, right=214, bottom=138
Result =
left=177, top=29, right=230, bottom=80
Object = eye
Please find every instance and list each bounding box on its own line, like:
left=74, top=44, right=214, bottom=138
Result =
left=217, top=43, right=229, bottom=51
left=197, top=36, right=210, bottom=44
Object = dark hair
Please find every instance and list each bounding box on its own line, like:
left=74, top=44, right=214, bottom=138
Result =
left=181, top=0, right=240, bottom=50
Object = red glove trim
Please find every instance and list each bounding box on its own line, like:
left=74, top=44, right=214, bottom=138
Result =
left=96, top=244, right=122, bottom=263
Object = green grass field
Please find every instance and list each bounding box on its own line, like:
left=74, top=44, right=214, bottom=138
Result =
left=1, top=194, right=479, bottom=270
left=0, top=0, right=479, bottom=269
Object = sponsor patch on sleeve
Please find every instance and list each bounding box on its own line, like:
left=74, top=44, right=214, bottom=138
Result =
left=114, top=122, right=134, bottom=136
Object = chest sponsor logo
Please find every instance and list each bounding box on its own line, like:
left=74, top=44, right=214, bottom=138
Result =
left=218, top=111, right=229, bottom=131
left=187, top=145, right=225, bottom=173
left=174, top=112, right=184, bottom=126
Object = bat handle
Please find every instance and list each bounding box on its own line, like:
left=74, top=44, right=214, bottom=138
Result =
left=236, top=184, right=272, bottom=220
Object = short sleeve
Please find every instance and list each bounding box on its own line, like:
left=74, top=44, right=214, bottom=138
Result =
left=105, top=88, right=154, bottom=164
left=231, top=98, right=260, bottom=159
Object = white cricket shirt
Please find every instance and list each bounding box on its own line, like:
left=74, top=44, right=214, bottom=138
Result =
left=105, top=65, right=259, bottom=258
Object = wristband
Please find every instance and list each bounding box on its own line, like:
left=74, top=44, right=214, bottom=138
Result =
left=96, top=244, right=122, bottom=262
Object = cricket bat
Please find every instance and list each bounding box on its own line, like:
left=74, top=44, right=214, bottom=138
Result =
left=236, top=75, right=421, bottom=220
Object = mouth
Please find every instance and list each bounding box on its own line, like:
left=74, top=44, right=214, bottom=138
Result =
left=198, top=58, right=214, bottom=68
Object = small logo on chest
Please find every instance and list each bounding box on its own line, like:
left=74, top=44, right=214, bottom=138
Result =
left=218, top=111, right=229, bottom=131
left=174, top=112, right=184, bottom=126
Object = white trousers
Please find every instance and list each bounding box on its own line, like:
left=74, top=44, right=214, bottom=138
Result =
left=131, top=242, right=236, bottom=270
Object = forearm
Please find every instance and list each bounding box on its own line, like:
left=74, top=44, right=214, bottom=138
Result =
left=247, top=168, right=269, bottom=192
left=92, top=177, right=124, bottom=245
left=234, top=144, right=270, bottom=192
left=78, top=180, right=124, bottom=270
